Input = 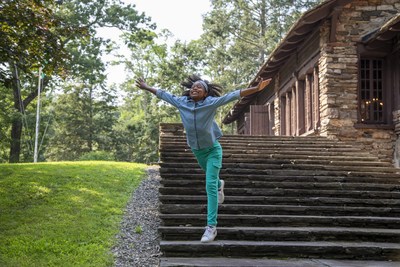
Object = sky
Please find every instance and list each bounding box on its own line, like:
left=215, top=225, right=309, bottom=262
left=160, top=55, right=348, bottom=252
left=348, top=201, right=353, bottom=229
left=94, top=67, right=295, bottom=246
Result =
left=133, top=0, right=211, bottom=42
left=100, top=0, right=212, bottom=85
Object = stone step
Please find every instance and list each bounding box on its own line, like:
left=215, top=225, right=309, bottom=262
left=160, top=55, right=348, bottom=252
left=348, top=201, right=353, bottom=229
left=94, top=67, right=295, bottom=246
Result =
left=160, top=257, right=400, bottom=267
left=159, top=214, right=400, bottom=229
left=229, top=152, right=380, bottom=161
left=159, top=173, right=400, bottom=184
left=160, top=136, right=354, bottom=144
left=160, top=146, right=369, bottom=154
left=160, top=151, right=377, bottom=162
left=158, top=123, right=400, bottom=262
left=160, top=156, right=391, bottom=167
left=159, top=240, right=400, bottom=260
left=160, top=146, right=366, bottom=154
left=159, top=204, right=400, bottom=217
left=159, top=187, right=400, bottom=199
left=161, top=153, right=381, bottom=162
left=159, top=195, right=400, bottom=207
left=159, top=162, right=398, bottom=173
left=161, top=145, right=362, bottom=152
left=159, top=180, right=400, bottom=191
left=160, top=141, right=362, bottom=149
left=160, top=135, right=361, bottom=142
left=160, top=167, right=400, bottom=178
left=160, top=177, right=400, bottom=186
left=161, top=133, right=334, bottom=139
left=158, top=226, right=400, bottom=243
left=160, top=140, right=353, bottom=147
left=161, top=133, right=332, bottom=139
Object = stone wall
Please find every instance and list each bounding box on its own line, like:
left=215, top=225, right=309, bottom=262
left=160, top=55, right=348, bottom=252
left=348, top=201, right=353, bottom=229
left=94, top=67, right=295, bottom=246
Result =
left=318, top=0, right=398, bottom=162
left=393, top=110, right=400, bottom=166
left=273, top=76, right=281, bottom=136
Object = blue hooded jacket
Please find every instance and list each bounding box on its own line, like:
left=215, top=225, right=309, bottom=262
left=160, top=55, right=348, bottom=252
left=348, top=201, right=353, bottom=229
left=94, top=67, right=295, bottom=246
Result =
left=156, top=89, right=241, bottom=149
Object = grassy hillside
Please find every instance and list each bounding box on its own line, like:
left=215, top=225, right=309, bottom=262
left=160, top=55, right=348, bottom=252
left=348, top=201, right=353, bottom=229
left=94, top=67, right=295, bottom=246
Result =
left=0, top=161, right=147, bottom=267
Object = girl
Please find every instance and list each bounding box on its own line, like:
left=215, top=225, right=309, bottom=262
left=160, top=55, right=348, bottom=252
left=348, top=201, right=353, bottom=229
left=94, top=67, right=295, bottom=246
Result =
left=135, top=75, right=271, bottom=242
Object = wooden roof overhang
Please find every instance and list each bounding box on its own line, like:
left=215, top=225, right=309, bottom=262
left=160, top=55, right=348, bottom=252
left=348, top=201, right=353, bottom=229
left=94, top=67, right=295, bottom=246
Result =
left=362, top=13, right=400, bottom=51
left=222, top=0, right=352, bottom=124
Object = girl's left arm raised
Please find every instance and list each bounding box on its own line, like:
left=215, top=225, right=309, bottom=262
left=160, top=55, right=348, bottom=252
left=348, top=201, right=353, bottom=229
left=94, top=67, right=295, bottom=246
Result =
left=240, top=78, right=272, bottom=97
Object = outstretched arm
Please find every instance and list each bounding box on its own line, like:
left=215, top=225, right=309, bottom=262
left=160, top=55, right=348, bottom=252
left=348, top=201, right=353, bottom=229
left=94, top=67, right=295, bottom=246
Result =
left=240, top=78, right=272, bottom=97
left=135, top=77, right=157, bottom=95
left=136, top=77, right=182, bottom=108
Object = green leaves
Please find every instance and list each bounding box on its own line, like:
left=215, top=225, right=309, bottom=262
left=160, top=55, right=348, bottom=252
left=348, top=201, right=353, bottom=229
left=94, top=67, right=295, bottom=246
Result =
left=45, top=82, right=118, bottom=161
left=202, top=0, right=322, bottom=87
left=0, top=0, right=156, bottom=162
left=0, top=0, right=72, bottom=75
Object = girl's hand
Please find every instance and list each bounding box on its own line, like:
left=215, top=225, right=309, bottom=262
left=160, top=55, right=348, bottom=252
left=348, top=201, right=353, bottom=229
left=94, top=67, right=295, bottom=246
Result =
left=240, top=78, right=273, bottom=98
left=257, top=78, right=272, bottom=91
left=135, top=77, right=157, bottom=95
left=135, top=77, right=150, bottom=90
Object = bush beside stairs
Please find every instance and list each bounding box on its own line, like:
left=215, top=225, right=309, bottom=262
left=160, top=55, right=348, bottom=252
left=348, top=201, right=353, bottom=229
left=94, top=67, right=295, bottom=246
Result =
left=157, top=123, right=400, bottom=266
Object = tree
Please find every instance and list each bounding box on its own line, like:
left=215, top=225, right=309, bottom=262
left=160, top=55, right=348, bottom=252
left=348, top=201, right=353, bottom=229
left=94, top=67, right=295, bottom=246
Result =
left=0, top=0, right=72, bottom=162
left=43, top=35, right=113, bottom=160
left=0, top=0, right=153, bottom=162
left=0, top=83, right=13, bottom=162
left=201, top=0, right=322, bottom=85
left=44, top=82, right=118, bottom=161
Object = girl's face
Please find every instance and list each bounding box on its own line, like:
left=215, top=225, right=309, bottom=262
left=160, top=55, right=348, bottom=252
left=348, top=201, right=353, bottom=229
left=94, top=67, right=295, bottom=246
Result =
left=190, top=82, right=208, bottom=102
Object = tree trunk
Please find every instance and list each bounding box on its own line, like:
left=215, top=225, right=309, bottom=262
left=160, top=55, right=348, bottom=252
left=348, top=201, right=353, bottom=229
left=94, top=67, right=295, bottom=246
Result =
left=259, top=0, right=267, bottom=65
left=9, top=118, right=23, bottom=163
left=9, top=63, right=23, bottom=163
left=8, top=63, right=41, bottom=163
left=88, top=87, right=93, bottom=151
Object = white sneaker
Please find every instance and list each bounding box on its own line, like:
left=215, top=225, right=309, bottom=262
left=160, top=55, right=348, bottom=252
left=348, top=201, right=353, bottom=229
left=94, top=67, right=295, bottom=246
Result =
left=218, top=180, right=225, bottom=204
left=200, top=225, right=217, bottom=243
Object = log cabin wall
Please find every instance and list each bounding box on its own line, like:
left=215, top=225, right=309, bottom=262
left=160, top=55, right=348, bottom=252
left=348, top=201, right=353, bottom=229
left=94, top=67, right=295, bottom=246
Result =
left=237, top=80, right=276, bottom=135
left=277, top=30, right=320, bottom=136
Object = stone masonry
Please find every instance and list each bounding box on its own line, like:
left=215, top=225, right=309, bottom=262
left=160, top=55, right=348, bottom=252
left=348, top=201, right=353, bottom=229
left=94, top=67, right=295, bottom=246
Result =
left=318, top=0, right=398, bottom=163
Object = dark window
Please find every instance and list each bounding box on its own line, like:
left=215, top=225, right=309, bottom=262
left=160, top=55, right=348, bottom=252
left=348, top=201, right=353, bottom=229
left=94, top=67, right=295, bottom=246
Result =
left=360, top=58, right=384, bottom=123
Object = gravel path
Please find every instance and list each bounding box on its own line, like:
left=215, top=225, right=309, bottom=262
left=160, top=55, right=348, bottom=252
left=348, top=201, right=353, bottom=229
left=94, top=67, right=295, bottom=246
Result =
left=112, top=166, right=161, bottom=267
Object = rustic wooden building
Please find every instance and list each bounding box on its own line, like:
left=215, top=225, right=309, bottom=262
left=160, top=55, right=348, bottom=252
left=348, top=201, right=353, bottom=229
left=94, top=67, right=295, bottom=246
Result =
left=223, top=0, right=400, bottom=165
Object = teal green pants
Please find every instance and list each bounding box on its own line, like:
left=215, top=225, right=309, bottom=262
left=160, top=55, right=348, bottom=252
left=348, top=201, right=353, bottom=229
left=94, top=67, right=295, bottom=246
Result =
left=191, top=141, right=223, bottom=226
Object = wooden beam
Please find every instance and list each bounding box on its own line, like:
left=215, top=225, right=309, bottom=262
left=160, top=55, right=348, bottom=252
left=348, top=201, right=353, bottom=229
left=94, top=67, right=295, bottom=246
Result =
left=329, top=7, right=341, bottom=43
left=285, top=35, right=304, bottom=45
left=293, top=24, right=314, bottom=36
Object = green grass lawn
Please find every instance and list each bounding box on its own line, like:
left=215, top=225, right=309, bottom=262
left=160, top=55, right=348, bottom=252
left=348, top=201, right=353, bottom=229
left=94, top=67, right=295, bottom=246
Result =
left=0, top=161, right=147, bottom=267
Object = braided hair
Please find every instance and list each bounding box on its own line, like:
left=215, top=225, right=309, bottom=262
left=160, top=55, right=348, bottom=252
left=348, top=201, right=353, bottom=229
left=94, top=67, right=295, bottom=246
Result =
left=181, top=74, right=223, bottom=97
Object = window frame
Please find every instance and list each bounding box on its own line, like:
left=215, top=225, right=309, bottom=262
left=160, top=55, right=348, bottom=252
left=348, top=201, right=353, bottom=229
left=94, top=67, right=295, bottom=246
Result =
left=356, top=41, right=398, bottom=129
left=358, top=57, right=386, bottom=124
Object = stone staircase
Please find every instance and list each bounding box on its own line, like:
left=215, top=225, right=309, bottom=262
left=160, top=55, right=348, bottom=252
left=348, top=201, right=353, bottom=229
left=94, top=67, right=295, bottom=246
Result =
left=157, top=123, right=400, bottom=266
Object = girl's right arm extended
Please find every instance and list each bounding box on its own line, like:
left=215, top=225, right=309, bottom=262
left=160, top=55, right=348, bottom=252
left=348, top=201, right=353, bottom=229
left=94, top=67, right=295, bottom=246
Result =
left=135, top=78, right=157, bottom=95
left=135, top=77, right=181, bottom=108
